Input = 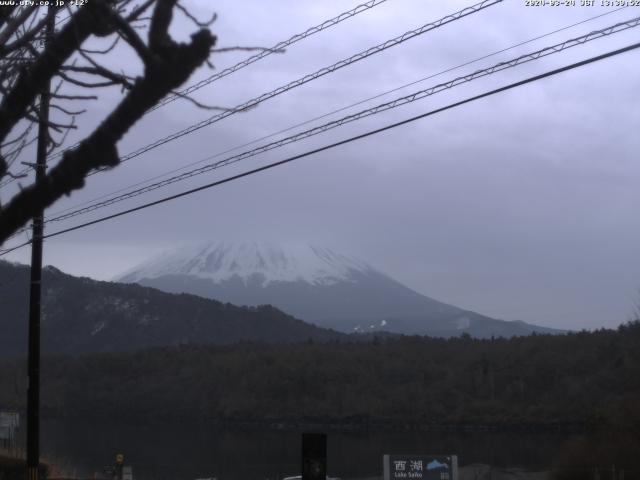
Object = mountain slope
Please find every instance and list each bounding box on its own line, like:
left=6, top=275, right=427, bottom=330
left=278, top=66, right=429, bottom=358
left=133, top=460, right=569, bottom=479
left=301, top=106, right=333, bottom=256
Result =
left=116, top=241, right=561, bottom=338
left=0, top=260, right=347, bottom=355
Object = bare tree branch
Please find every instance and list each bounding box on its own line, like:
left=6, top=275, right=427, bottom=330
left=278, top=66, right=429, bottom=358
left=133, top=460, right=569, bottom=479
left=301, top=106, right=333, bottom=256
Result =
left=79, top=35, right=120, bottom=55
left=125, top=0, right=156, bottom=22
left=23, top=112, right=76, bottom=133
left=149, top=0, right=175, bottom=51
left=48, top=115, right=76, bottom=153
left=0, top=6, right=37, bottom=49
left=3, top=170, right=28, bottom=180
left=1, top=8, right=56, bottom=56
left=56, top=69, right=125, bottom=89
left=0, top=0, right=216, bottom=243
left=176, top=2, right=217, bottom=28
left=49, top=104, right=86, bottom=116
left=1, top=123, right=33, bottom=148
left=211, top=46, right=285, bottom=54
left=0, top=7, right=18, bottom=28
left=112, top=15, right=155, bottom=65
left=0, top=1, right=112, bottom=144
left=168, top=89, right=229, bottom=111
left=50, top=93, right=99, bottom=101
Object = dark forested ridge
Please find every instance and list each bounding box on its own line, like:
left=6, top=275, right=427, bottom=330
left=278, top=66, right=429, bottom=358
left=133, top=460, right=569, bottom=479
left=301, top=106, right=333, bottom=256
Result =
left=1, top=323, right=639, bottom=433
left=0, top=260, right=347, bottom=354
left=0, top=259, right=560, bottom=352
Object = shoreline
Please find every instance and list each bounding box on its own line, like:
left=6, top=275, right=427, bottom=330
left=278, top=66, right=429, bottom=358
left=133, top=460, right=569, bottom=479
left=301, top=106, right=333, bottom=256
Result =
left=39, top=412, right=589, bottom=434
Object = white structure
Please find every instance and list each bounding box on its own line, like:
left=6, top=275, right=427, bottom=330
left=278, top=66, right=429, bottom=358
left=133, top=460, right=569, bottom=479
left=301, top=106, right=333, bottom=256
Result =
left=0, top=411, right=19, bottom=451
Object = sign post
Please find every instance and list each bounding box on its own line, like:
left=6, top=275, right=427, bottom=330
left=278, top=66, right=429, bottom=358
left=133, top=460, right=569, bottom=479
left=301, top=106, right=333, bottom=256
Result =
left=383, top=455, right=458, bottom=480
left=104, top=455, right=132, bottom=480
left=115, top=454, right=124, bottom=480
left=302, top=433, right=327, bottom=480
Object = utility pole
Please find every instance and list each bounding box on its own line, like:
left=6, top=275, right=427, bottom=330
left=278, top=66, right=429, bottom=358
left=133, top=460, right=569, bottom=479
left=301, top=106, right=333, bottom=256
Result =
left=26, top=8, right=54, bottom=480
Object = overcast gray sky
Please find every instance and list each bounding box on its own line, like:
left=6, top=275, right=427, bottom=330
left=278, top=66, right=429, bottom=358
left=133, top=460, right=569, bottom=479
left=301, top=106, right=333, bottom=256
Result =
left=2, top=0, right=639, bottom=330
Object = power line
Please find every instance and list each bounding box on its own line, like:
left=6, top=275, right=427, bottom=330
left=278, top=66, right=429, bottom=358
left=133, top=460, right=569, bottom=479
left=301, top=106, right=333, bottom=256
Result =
left=40, top=6, right=630, bottom=221
left=2, top=0, right=499, bottom=239
left=150, top=0, right=392, bottom=112
left=40, top=15, right=640, bottom=226
left=82, top=0, right=502, bottom=175
left=2, top=39, right=638, bottom=257
left=1, top=0, right=393, bottom=187
left=42, top=0, right=394, bottom=165
left=5, top=11, right=636, bottom=243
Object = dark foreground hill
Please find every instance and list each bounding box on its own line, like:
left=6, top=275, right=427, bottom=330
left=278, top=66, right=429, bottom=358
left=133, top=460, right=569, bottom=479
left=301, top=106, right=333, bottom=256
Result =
left=1, top=322, right=638, bottom=432
left=0, top=260, right=346, bottom=355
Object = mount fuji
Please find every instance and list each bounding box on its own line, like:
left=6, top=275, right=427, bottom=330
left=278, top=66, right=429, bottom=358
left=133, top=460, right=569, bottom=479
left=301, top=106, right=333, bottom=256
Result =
left=115, top=241, right=559, bottom=338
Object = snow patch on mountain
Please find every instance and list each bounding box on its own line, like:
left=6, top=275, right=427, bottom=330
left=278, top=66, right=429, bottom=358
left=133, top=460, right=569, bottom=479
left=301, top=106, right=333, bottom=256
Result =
left=116, top=241, right=374, bottom=287
left=110, top=241, right=561, bottom=338
left=455, top=316, right=471, bottom=330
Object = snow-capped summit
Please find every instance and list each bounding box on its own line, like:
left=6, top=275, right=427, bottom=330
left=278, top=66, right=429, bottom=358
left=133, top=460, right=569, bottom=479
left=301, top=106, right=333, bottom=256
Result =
left=116, top=241, right=561, bottom=338
left=117, top=241, right=373, bottom=287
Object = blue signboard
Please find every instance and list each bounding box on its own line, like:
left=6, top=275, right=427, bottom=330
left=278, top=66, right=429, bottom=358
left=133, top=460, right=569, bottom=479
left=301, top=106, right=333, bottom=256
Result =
left=383, top=455, right=458, bottom=480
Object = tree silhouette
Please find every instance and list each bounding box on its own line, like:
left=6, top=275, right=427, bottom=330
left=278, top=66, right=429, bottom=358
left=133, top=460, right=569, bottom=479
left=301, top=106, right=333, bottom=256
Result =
left=0, top=0, right=217, bottom=244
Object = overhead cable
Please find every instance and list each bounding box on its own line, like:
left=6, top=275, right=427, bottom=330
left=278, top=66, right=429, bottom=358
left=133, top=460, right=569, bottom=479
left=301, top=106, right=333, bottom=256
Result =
left=33, top=0, right=393, bottom=171
left=39, top=5, right=630, bottom=220
left=82, top=0, right=503, bottom=173
left=2, top=39, right=637, bottom=257
left=41, top=15, right=640, bottom=225
left=150, top=0, right=393, bottom=112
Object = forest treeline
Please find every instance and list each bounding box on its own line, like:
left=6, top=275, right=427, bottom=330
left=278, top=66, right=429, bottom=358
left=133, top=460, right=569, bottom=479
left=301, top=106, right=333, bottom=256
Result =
left=1, top=322, right=639, bottom=433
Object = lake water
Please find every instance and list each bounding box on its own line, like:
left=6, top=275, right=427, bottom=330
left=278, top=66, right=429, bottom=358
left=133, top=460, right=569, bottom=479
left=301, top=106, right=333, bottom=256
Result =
left=37, top=419, right=572, bottom=480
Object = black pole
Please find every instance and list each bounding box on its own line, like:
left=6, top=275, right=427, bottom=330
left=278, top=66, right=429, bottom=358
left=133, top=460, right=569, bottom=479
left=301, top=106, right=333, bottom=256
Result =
left=302, top=433, right=326, bottom=480
left=26, top=9, right=54, bottom=480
